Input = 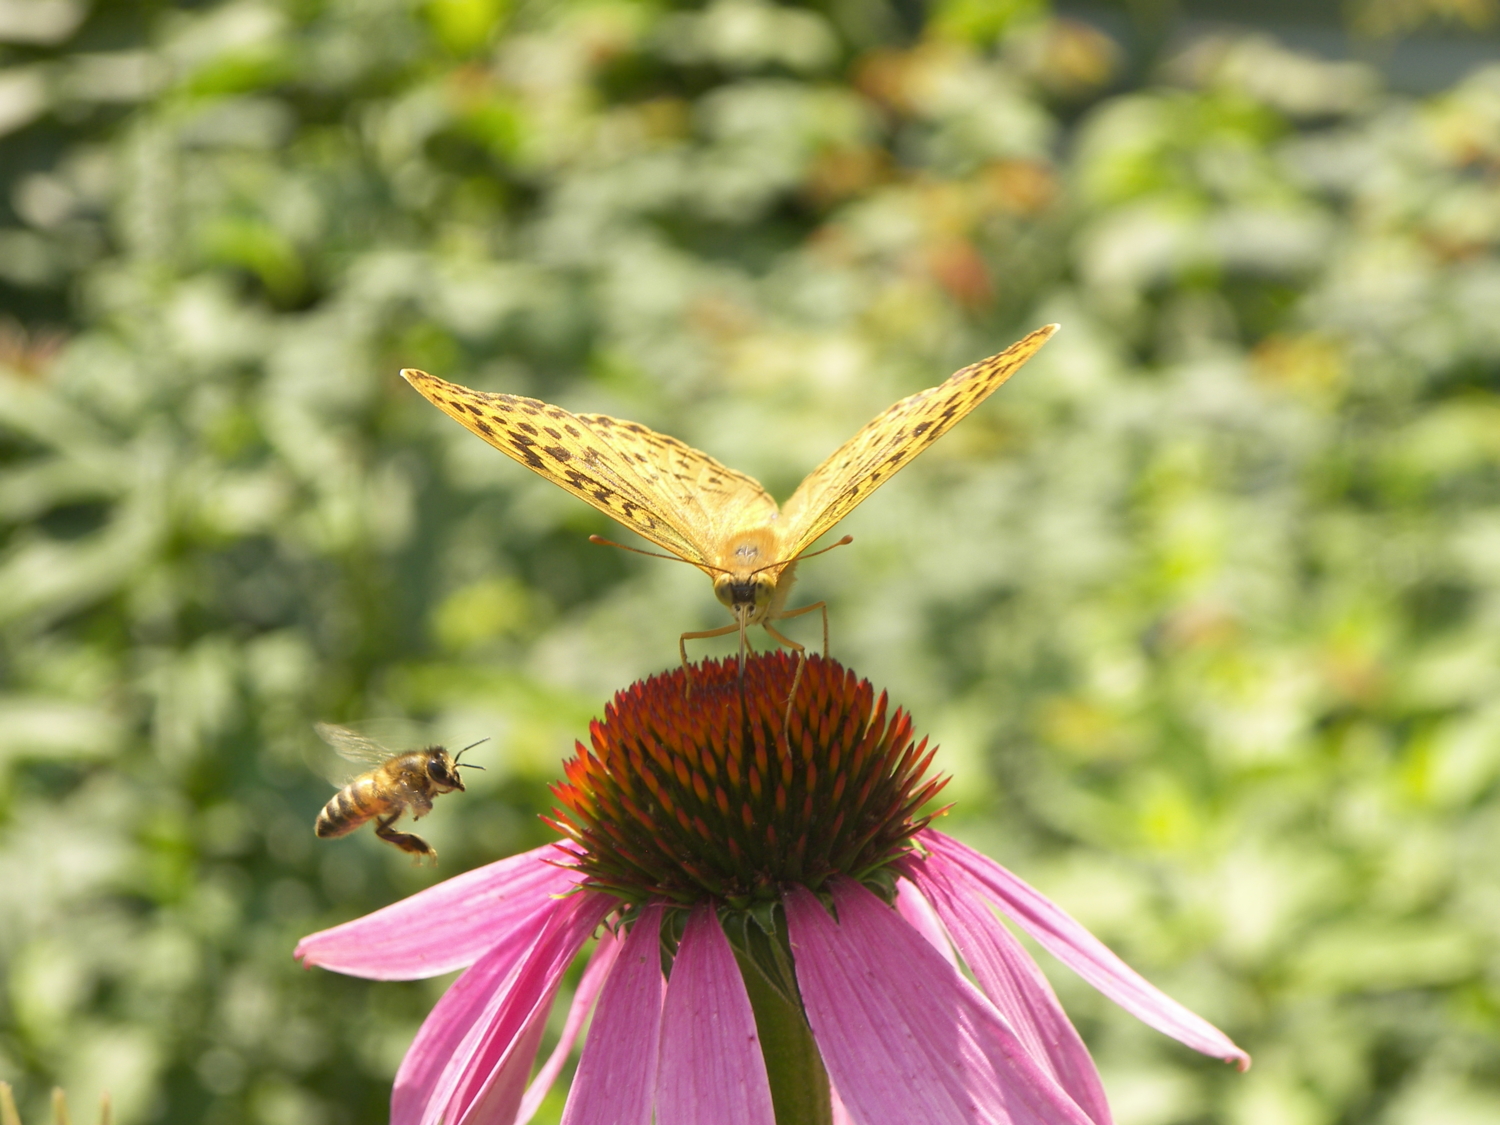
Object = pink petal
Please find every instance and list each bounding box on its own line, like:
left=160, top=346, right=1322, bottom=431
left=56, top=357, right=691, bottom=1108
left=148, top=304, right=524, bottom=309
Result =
left=516, top=924, right=623, bottom=1125
left=831, top=1083, right=854, bottom=1125
left=464, top=1012, right=550, bottom=1125
left=656, top=903, right=776, bottom=1125
left=904, top=855, right=1112, bottom=1125
left=560, top=903, right=666, bottom=1125
left=896, top=875, right=959, bottom=968
left=450, top=892, right=612, bottom=1125
left=392, top=905, right=556, bottom=1125
left=918, top=830, right=1250, bottom=1070
left=787, top=880, right=1095, bottom=1125
left=393, top=890, right=610, bottom=1125
left=296, top=845, right=581, bottom=980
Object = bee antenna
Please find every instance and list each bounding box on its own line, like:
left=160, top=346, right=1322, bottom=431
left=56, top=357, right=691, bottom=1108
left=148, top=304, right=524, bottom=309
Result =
left=454, top=738, right=489, bottom=767
left=751, top=534, right=853, bottom=576
left=589, top=535, right=729, bottom=575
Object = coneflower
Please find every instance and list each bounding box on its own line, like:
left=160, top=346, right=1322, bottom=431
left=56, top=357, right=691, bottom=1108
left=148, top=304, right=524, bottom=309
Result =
left=296, top=654, right=1247, bottom=1125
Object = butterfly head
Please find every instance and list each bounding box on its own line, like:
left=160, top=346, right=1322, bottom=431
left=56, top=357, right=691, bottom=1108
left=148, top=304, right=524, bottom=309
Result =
left=711, top=529, right=786, bottom=624
left=712, top=569, right=779, bottom=623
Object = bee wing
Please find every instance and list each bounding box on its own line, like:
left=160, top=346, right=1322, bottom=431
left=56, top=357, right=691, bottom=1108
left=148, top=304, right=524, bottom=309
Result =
left=314, top=721, right=400, bottom=767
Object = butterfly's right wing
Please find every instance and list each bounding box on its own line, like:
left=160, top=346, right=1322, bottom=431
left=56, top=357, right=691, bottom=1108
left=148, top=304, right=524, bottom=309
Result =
left=776, top=325, right=1057, bottom=559
left=402, top=371, right=776, bottom=572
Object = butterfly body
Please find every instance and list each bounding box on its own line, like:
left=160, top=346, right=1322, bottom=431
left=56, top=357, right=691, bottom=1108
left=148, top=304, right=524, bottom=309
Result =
left=709, top=526, right=787, bottom=617
left=403, top=324, right=1057, bottom=675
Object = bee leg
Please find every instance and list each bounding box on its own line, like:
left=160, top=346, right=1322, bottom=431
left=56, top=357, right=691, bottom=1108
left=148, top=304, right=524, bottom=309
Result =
left=375, top=814, right=438, bottom=865
left=679, top=623, right=740, bottom=698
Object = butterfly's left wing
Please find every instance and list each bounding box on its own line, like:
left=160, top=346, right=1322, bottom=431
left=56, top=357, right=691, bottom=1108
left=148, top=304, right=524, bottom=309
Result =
left=573, top=413, right=780, bottom=552
left=777, top=325, right=1057, bottom=559
left=402, top=370, right=776, bottom=573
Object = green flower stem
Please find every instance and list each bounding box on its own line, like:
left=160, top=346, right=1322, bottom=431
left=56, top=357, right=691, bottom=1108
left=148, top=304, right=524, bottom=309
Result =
left=735, top=947, right=832, bottom=1125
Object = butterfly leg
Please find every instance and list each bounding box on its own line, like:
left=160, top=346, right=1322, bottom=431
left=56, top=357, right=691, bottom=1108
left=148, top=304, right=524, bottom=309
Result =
left=773, top=600, right=829, bottom=657
left=761, top=621, right=807, bottom=738
left=375, top=813, right=438, bottom=866
left=680, top=623, right=740, bottom=697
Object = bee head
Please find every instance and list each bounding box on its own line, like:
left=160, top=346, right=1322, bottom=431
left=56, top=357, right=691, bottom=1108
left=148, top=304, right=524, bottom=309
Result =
left=434, top=738, right=489, bottom=793
left=426, top=750, right=463, bottom=792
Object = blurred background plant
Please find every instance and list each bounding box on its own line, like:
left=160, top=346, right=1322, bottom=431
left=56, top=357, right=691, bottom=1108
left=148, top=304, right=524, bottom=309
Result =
left=2, top=1082, right=111, bottom=1125
left=1, top=1, right=1498, bottom=1123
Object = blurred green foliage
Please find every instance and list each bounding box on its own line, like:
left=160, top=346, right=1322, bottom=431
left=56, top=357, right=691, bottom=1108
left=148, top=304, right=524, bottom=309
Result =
left=2, top=2, right=1498, bottom=1124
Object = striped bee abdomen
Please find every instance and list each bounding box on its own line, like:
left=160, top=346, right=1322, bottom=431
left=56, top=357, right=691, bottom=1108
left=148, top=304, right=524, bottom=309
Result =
left=316, top=774, right=388, bottom=838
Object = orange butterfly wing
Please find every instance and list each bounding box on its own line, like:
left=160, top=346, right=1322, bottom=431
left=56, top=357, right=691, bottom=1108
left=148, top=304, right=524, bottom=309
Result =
left=401, top=371, right=777, bottom=574
left=776, top=324, right=1057, bottom=560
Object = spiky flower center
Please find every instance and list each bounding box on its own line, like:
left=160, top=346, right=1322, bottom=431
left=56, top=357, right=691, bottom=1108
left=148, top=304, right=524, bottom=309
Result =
left=547, top=652, right=948, bottom=907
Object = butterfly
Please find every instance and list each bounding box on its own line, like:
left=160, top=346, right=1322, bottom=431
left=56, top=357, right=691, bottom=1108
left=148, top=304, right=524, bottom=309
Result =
left=403, top=324, right=1056, bottom=711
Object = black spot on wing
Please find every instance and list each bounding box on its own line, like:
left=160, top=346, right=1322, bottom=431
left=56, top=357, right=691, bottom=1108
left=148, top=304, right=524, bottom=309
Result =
left=509, top=432, right=544, bottom=469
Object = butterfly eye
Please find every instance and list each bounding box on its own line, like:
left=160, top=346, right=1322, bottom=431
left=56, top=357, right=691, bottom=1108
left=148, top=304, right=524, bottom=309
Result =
left=751, top=573, right=776, bottom=606
left=712, top=573, right=737, bottom=607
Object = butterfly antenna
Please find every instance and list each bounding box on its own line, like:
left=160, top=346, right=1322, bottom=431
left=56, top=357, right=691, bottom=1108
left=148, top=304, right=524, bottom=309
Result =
left=751, top=535, right=853, bottom=576
left=589, top=535, right=729, bottom=575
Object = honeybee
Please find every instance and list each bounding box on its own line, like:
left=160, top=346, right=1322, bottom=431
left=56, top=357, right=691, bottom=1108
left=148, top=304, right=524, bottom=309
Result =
left=313, top=722, right=486, bottom=864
